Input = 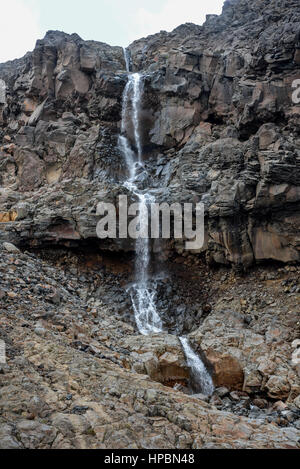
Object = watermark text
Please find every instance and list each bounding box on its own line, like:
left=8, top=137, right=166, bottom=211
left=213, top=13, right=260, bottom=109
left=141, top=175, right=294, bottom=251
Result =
left=96, top=196, right=205, bottom=250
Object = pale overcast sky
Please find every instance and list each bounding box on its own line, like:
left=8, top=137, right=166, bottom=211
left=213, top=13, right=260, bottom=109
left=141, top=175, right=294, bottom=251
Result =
left=0, top=0, right=224, bottom=63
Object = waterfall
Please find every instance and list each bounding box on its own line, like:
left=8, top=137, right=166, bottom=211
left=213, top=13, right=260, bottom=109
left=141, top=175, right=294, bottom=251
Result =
left=179, top=337, right=214, bottom=396
left=118, top=70, right=162, bottom=335
left=123, top=47, right=131, bottom=73
left=118, top=50, right=214, bottom=395
left=131, top=191, right=163, bottom=335
left=118, top=135, right=136, bottom=183
left=119, top=72, right=143, bottom=174
left=131, top=73, right=143, bottom=163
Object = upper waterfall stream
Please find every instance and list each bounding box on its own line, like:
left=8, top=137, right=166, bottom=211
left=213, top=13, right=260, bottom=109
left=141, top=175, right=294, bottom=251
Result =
left=118, top=52, right=214, bottom=395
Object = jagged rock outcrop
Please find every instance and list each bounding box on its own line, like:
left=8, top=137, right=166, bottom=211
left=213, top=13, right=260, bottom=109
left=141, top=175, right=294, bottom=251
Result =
left=0, top=0, right=299, bottom=267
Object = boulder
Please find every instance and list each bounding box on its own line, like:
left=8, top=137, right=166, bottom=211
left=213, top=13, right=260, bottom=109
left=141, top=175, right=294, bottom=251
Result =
left=120, top=334, right=189, bottom=386
left=3, top=242, right=20, bottom=253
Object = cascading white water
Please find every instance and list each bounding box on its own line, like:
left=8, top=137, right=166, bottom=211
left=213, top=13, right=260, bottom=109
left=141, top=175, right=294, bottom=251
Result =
left=118, top=135, right=136, bottom=183
left=118, top=52, right=214, bottom=395
left=131, top=192, right=163, bottom=335
left=179, top=337, right=214, bottom=396
left=131, top=73, right=143, bottom=163
left=118, top=68, right=162, bottom=335
left=119, top=72, right=142, bottom=180
left=123, top=47, right=131, bottom=73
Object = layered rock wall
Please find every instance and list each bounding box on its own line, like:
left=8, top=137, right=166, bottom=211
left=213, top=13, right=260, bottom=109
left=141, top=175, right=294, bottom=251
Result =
left=0, top=0, right=299, bottom=267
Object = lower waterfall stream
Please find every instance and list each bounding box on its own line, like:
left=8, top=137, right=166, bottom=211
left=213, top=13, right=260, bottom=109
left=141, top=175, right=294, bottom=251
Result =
left=118, top=54, right=214, bottom=395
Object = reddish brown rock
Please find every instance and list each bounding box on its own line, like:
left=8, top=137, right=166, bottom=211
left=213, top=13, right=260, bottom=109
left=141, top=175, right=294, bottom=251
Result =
left=206, top=351, right=244, bottom=391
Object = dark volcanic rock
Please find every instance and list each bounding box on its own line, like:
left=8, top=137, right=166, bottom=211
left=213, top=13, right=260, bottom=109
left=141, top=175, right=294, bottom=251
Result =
left=0, top=0, right=300, bottom=267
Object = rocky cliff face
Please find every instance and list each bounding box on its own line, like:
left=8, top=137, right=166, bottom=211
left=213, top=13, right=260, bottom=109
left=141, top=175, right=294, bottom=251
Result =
left=0, top=0, right=300, bottom=449
left=0, top=0, right=299, bottom=267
